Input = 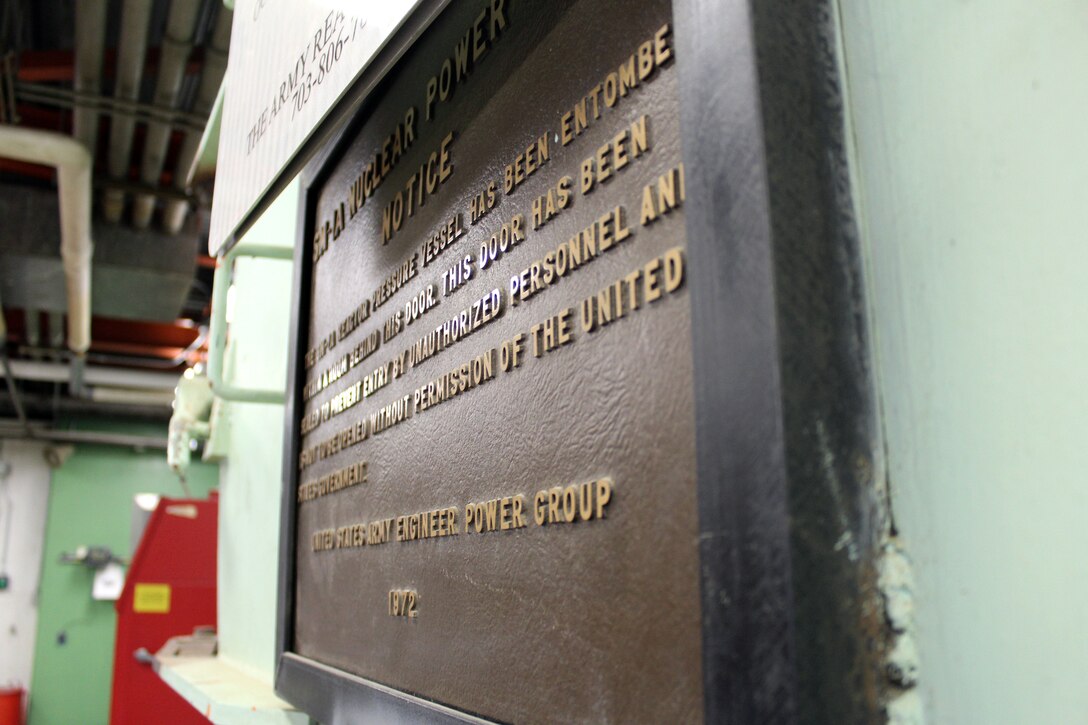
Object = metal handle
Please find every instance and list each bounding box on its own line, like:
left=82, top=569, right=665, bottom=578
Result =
left=206, top=244, right=293, bottom=403
left=133, top=647, right=158, bottom=670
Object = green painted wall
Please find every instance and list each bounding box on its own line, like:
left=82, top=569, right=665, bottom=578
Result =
left=839, top=1, right=1088, bottom=722
left=28, top=428, right=218, bottom=725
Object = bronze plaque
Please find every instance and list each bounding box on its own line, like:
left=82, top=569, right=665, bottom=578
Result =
left=290, top=0, right=701, bottom=720
left=279, top=0, right=892, bottom=720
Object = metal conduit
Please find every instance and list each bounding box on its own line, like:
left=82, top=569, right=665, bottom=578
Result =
left=72, top=0, right=107, bottom=152
left=103, top=0, right=153, bottom=223
left=164, top=5, right=233, bottom=234
left=132, top=0, right=202, bottom=229
left=15, top=83, right=208, bottom=132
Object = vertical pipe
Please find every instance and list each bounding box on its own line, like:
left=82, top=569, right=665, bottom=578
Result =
left=102, top=0, right=154, bottom=223
left=57, top=153, right=94, bottom=357
left=23, top=309, right=40, bottom=359
left=73, top=0, right=108, bottom=153
left=47, top=311, right=65, bottom=350
left=0, top=127, right=94, bottom=356
left=131, top=0, right=202, bottom=230
left=0, top=351, right=30, bottom=435
left=0, top=292, right=30, bottom=435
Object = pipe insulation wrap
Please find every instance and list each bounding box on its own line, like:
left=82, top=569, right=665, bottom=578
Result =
left=57, top=162, right=93, bottom=354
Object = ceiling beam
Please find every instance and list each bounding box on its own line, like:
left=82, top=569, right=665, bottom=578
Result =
left=16, top=48, right=206, bottom=83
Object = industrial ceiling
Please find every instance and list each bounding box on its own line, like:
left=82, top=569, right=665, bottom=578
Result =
left=0, top=0, right=230, bottom=434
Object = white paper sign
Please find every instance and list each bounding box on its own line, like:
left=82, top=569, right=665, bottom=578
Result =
left=209, top=0, right=420, bottom=254
left=92, top=562, right=126, bottom=601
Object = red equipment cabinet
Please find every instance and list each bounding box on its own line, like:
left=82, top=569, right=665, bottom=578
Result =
left=0, top=687, right=25, bottom=725
left=109, top=495, right=218, bottom=725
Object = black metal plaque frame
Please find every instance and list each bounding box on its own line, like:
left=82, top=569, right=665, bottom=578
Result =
left=275, top=0, right=888, bottom=722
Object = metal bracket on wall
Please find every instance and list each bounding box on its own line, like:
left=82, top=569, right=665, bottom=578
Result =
left=207, top=244, right=293, bottom=404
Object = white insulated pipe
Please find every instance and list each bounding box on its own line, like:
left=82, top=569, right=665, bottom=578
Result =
left=132, top=0, right=202, bottom=229
left=73, top=0, right=108, bottom=152
left=0, top=127, right=93, bottom=355
left=89, top=386, right=177, bottom=407
left=163, top=5, right=233, bottom=234
left=103, top=0, right=154, bottom=223
left=8, top=360, right=178, bottom=391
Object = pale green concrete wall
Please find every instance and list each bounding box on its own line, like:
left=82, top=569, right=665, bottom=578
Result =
left=839, top=2, right=1088, bottom=723
left=28, top=428, right=217, bottom=725
left=214, top=180, right=297, bottom=682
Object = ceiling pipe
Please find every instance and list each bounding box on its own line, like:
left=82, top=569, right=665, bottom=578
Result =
left=73, top=0, right=108, bottom=152
left=0, top=390, right=171, bottom=421
left=0, top=423, right=168, bottom=450
left=163, top=5, right=232, bottom=234
left=0, top=127, right=93, bottom=358
left=16, top=82, right=208, bottom=132
left=88, top=386, right=176, bottom=407
left=132, top=0, right=202, bottom=230
left=18, top=347, right=195, bottom=372
left=102, top=0, right=154, bottom=224
left=7, top=359, right=179, bottom=391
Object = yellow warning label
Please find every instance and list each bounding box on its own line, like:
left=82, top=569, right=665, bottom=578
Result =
left=133, top=583, right=171, bottom=614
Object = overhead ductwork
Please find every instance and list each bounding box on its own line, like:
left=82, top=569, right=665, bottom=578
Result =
left=0, top=183, right=199, bottom=322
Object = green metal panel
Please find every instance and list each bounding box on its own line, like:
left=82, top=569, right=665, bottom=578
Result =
left=214, top=179, right=297, bottom=681
left=840, top=1, right=1088, bottom=722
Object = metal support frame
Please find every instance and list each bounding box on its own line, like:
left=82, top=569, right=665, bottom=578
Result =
left=207, top=244, right=293, bottom=403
